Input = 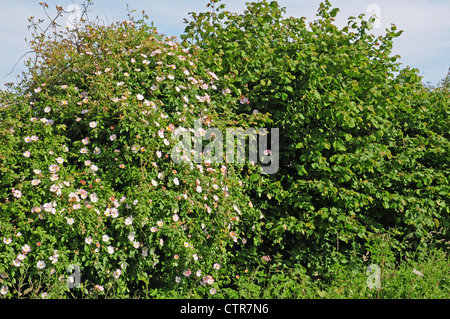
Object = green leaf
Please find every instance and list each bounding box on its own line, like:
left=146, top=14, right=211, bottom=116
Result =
left=250, top=173, right=260, bottom=182
left=313, top=91, right=321, bottom=100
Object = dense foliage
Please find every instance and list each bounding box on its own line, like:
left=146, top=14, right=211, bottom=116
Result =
left=0, top=0, right=448, bottom=298
left=182, top=0, right=449, bottom=275
left=0, top=9, right=271, bottom=297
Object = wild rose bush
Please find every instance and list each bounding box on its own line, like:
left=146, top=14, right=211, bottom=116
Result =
left=0, top=14, right=269, bottom=297
left=2, top=0, right=448, bottom=299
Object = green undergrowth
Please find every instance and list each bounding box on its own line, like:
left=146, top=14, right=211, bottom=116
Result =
left=3, top=231, right=448, bottom=299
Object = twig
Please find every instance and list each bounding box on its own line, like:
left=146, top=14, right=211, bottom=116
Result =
left=2, top=50, right=35, bottom=79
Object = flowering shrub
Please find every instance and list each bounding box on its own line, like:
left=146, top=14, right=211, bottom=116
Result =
left=0, top=12, right=270, bottom=297
left=2, top=0, right=448, bottom=299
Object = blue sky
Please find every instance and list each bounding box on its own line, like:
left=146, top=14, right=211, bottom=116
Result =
left=1, top=0, right=449, bottom=88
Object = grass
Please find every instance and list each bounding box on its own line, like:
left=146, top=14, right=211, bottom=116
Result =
left=2, top=234, right=449, bottom=299
left=217, top=247, right=449, bottom=299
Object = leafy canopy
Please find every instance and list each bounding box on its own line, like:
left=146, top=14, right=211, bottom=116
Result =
left=182, top=0, right=449, bottom=274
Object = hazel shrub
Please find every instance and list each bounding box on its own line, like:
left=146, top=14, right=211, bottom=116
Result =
left=0, top=14, right=270, bottom=297
left=182, top=0, right=450, bottom=277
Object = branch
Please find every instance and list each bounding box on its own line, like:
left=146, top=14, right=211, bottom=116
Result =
left=2, top=50, right=35, bottom=79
